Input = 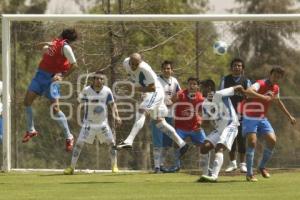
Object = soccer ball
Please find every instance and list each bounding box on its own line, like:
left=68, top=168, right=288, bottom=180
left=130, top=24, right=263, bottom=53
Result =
left=213, top=40, right=228, bottom=56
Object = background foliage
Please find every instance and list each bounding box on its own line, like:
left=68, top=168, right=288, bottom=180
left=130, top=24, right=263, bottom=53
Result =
left=0, top=0, right=299, bottom=170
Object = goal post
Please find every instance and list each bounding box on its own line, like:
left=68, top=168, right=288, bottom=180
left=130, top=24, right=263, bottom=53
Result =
left=2, top=14, right=300, bottom=172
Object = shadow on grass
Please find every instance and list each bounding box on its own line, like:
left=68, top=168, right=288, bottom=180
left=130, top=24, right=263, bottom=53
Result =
left=196, top=179, right=246, bottom=184
left=39, top=173, right=138, bottom=177
left=39, top=174, right=69, bottom=177
left=62, top=181, right=123, bottom=184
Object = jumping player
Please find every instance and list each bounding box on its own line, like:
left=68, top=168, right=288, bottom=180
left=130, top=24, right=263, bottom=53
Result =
left=23, top=28, right=78, bottom=152
left=117, top=53, right=188, bottom=158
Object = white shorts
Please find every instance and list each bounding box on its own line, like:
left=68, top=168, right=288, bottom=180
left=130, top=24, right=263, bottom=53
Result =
left=205, top=123, right=238, bottom=151
left=78, top=122, right=115, bottom=145
left=139, top=91, right=168, bottom=119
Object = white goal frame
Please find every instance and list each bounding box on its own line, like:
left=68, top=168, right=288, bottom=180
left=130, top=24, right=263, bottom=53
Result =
left=2, top=13, right=300, bottom=172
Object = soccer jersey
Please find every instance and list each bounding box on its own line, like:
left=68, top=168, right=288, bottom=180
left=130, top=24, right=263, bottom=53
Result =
left=202, top=87, right=239, bottom=134
left=80, top=85, right=114, bottom=125
left=0, top=81, right=2, bottom=115
left=240, top=79, right=279, bottom=118
left=123, top=57, right=164, bottom=93
left=157, top=75, right=181, bottom=117
left=174, top=89, right=204, bottom=131
left=220, top=74, right=251, bottom=111
left=39, top=38, right=76, bottom=74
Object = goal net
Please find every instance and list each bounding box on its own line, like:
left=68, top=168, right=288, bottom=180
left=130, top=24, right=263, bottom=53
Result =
left=1, top=14, right=300, bottom=173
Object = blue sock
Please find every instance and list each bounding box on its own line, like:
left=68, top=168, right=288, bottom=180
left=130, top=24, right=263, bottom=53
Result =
left=259, top=148, right=273, bottom=169
left=246, top=147, right=255, bottom=176
left=55, top=111, right=72, bottom=139
left=25, top=106, right=35, bottom=132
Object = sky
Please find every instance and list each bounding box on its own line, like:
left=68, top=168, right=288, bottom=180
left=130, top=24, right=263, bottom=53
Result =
left=45, top=0, right=237, bottom=14
left=208, top=0, right=236, bottom=13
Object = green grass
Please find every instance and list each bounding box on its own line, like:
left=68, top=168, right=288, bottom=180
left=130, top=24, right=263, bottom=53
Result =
left=1, top=171, right=300, bottom=200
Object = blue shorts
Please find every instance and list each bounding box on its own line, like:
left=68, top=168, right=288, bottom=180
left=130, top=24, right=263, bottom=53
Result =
left=242, top=117, right=274, bottom=137
left=151, top=117, right=174, bottom=148
left=176, top=128, right=206, bottom=144
left=28, top=69, right=60, bottom=100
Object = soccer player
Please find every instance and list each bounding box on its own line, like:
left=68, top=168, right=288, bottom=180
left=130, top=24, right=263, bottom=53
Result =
left=117, top=53, right=188, bottom=158
left=64, top=71, right=122, bottom=175
left=0, top=81, right=2, bottom=143
left=241, top=66, right=296, bottom=182
left=198, top=79, right=245, bottom=182
left=151, top=60, right=181, bottom=173
left=22, top=28, right=78, bottom=152
left=171, top=77, right=208, bottom=173
left=220, top=58, right=251, bottom=173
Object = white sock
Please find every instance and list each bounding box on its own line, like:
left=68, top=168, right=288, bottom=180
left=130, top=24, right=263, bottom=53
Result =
left=110, top=145, right=117, bottom=167
left=211, top=152, right=224, bottom=179
left=124, top=112, right=146, bottom=144
left=156, top=120, right=185, bottom=148
left=153, top=147, right=161, bottom=168
left=231, top=160, right=237, bottom=166
left=200, top=152, right=210, bottom=176
left=160, top=147, right=167, bottom=166
left=71, top=140, right=85, bottom=169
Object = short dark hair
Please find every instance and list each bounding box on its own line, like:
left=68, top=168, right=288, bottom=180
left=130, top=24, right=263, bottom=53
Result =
left=200, top=79, right=216, bottom=91
left=94, top=70, right=104, bottom=75
left=60, top=28, right=78, bottom=43
left=161, top=60, right=173, bottom=69
left=270, top=66, right=285, bottom=76
left=187, top=77, right=199, bottom=83
left=230, top=58, right=245, bottom=69
left=92, top=70, right=105, bottom=79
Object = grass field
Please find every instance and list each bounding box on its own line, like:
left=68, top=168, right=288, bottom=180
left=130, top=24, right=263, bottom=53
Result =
left=1, top=171, right=300, bottom=200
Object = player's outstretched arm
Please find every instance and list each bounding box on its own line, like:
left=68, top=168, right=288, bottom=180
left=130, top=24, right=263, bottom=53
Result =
left=274, top=98, right=296, bottom=125
left=244, top=86, right=273, bottom=102
left=35, top=42, right=53, bottom=50
left=233, top=85, right=244, bottom=92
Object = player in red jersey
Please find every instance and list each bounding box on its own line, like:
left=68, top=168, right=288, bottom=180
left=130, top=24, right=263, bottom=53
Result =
left=23, top=28, right=78, bottom=152
left=170, top=77, right=208, bottom=172
left=241, top=66, right=296, bottom=181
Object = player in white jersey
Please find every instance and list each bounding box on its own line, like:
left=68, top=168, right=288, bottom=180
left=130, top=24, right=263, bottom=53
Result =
left=0, top=81, right=3, bottom=143
left=64, top=71, right=122, bottom=175
left=198, top=79, right=245, bottom=182
left=117, top=53, right=188, bottom=157
left=151, top=60, right=181, bottom=172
